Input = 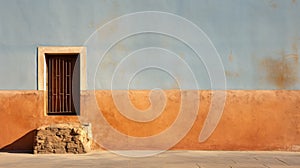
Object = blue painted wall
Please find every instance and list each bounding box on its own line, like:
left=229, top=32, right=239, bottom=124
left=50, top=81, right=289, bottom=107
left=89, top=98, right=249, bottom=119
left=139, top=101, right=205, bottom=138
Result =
left=0, top=0, right=299, bottom=90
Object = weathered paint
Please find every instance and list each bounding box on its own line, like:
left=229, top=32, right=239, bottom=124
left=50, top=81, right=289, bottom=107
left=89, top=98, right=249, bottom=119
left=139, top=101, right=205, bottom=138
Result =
left=260, top=54, right=298, bottom=89
left=0, top=91, right=79, bottom=151
left=0, top=0, right=300, bottom=90
left=1, top=90, right=299, bottom=151
left=1, top=0, right=300, bottom=152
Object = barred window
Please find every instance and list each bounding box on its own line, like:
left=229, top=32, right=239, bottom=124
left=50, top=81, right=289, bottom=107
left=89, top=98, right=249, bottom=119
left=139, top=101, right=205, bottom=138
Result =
left=38, top=46, right=86, bottom=116
left=45, top=54, right=79, bottom=115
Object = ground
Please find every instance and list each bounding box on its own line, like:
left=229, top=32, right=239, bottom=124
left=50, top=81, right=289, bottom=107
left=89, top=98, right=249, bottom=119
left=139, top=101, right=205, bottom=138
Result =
left=0, top=151, right=299, bottom=168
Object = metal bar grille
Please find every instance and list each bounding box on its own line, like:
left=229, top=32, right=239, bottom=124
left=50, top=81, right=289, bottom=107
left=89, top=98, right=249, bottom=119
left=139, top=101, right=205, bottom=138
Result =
left=46, top=54, right=77, bottom=114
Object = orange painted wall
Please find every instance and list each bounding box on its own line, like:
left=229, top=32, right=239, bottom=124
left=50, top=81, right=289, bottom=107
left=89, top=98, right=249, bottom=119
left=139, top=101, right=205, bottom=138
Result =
left=0, top=90, right=300, bottom=151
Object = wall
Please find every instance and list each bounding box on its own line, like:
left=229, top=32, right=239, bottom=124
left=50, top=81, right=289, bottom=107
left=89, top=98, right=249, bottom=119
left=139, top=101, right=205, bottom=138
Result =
left=0, top=0, right=299, bottom=90
left=0, top=0, right=300, bottom=152
left=0, top=90, right=300, bottom=151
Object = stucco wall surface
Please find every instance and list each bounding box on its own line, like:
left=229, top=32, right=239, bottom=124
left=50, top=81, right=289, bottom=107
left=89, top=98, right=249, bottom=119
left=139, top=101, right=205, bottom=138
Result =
left=0, top=0, right=299, bottom=90
left=0, top=90, right=299, bottom=151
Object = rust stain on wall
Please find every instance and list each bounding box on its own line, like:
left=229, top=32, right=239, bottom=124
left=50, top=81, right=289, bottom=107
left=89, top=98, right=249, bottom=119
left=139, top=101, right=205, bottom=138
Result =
left=225, top=70, right=239, bottom=78
left=268, top=0, right=278, bottom=8
left=228, top=51, right=234, bottom=62
left=260, top=50, right=299, bottom=89
left=292, top=42, right=299, bottom=62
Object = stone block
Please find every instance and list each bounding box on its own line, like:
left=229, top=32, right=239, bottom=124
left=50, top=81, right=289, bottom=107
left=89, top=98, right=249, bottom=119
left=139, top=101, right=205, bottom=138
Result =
left=33, top=123, right=91, bottom=154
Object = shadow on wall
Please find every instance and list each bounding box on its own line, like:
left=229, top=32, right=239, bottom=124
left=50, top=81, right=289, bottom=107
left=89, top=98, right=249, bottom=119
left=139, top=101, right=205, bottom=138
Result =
left=0, top=130, right=36, bottom=153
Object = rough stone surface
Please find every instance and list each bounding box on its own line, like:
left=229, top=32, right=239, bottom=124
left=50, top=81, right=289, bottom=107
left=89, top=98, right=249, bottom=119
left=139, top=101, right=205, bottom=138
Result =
left=34, top=123, right=91, bottom=154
